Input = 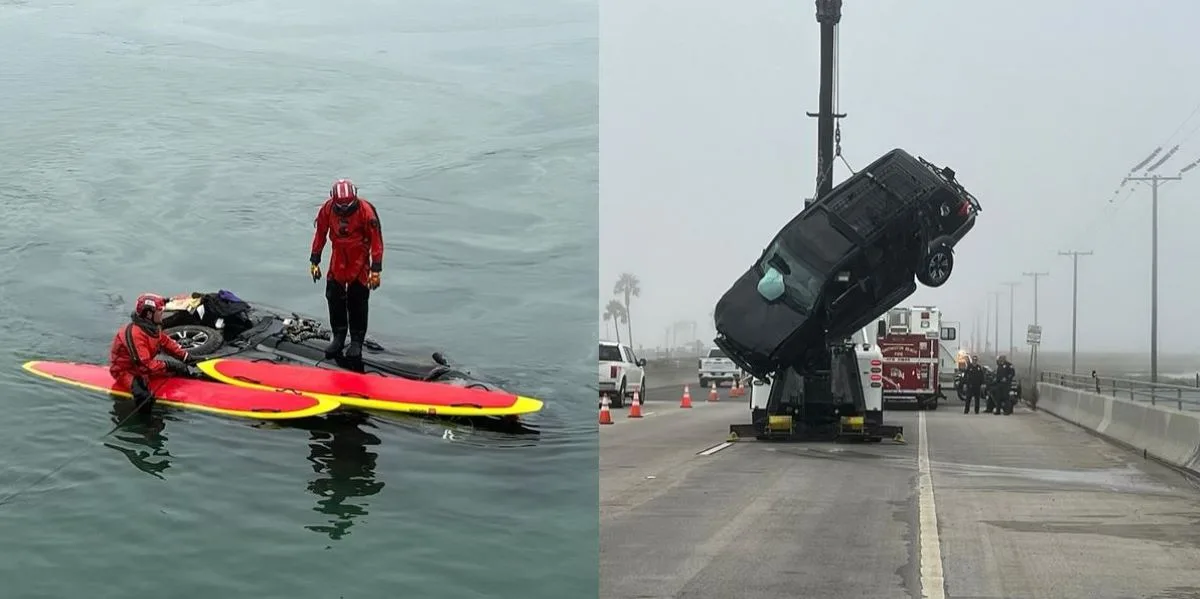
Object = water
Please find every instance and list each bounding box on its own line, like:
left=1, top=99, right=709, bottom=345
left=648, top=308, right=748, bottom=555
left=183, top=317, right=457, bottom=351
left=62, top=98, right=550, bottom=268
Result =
left=0, top=1, right=598, bottom=597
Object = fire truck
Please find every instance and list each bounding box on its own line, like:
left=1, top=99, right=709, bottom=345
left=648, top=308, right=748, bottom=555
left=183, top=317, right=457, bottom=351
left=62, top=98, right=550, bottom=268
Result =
left=875, top=306, right=960, bottom=410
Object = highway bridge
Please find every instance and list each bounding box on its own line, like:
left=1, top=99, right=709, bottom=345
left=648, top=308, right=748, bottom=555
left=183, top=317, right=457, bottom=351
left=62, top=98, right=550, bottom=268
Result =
left=600, top=361, right=1200, bottom=599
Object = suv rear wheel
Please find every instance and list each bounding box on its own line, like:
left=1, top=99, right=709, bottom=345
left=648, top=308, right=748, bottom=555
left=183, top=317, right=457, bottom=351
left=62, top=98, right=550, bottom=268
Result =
left=917, top=244, right=953, bottom=287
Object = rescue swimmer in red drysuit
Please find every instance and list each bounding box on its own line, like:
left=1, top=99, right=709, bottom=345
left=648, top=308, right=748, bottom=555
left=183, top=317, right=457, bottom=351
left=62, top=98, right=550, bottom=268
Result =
left=309, top=178, right=384, bottom=360
left=108, top=293, right=195, bottom=410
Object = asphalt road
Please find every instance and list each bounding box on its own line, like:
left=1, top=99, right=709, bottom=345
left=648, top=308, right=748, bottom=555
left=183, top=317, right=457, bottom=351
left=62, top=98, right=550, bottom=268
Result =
left=600, top=389, right=1200, bottom=599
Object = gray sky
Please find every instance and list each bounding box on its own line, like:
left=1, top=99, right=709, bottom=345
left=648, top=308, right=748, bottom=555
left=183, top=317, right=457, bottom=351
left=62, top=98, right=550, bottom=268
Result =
left=600, top=0, right=1200, bottom=354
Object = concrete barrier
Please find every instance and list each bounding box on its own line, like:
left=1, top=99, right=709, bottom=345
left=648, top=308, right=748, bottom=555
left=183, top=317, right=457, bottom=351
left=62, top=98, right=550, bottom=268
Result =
left=1036, top=382, right=1200, bottom=473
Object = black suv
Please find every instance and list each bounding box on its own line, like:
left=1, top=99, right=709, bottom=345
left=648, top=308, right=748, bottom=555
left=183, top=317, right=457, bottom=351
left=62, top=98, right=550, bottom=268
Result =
left=713, top=148, right=981, bottom=379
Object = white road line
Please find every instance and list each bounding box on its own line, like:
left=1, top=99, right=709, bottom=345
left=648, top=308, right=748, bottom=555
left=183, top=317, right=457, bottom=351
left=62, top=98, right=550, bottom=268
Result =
left=696, top=441, right=734, bottom=456
left=918, top=410, right=946, bottom=599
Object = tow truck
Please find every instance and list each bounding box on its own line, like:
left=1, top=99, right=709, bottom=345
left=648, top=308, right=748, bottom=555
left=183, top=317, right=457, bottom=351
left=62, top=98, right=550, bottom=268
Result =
left=875, top=306, right=958, bottom=410
left=729, top=324, right=904, bottom=443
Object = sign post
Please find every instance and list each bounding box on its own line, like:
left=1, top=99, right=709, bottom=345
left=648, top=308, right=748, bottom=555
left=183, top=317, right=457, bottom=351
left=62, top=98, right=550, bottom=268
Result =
left=1025, top=324, right=1042, bottom=346
left=1026, top=324, right=1042, bottom=379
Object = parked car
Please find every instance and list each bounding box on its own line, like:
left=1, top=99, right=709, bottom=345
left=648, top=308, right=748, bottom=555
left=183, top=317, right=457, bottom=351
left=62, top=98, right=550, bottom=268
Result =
left=598, top=340, right=646, bottom=408
left=713, top=148, right=982, bottom=380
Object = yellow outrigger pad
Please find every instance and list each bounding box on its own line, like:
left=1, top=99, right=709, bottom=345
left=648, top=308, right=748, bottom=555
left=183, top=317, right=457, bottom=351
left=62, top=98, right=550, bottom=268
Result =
left=197, top=358, right=544, bottom=418
left=22, top=360, right=339, bottom=420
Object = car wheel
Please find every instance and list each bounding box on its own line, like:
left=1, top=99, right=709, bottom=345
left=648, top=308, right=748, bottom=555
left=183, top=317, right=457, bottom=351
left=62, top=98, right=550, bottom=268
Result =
left=163, top=324, right=223, bottom=356
left=917, top=245, right=953, bottom=287
left=639, top=377, right=646, bottom=402
left=614, top=381, right=626, bottom=408
left=926, top=397, right=938, bottom=411
left=699, top=377, right=708, bottom=389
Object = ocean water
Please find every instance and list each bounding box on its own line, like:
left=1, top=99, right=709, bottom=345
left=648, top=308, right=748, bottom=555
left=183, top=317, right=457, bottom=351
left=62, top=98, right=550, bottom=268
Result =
left=0, top=1, right=598, bottom=597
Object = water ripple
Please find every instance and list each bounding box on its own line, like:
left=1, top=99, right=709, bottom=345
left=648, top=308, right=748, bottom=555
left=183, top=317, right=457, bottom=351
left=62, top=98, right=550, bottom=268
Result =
left=0, top=0, right=597, bottom=596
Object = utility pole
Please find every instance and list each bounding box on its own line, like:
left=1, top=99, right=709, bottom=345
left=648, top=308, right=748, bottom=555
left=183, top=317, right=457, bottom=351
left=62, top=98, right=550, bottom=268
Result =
left=1122, top=173, right=1184, bottom=383
left=990, top=290, right=1002, bottom=358
left=1058, top=250, right=1093, bottom=374
left=805, top=0, right=845, bottom=207
left=1002, top=281, right=1020, bottom=357
left=983, top=294, right=992, bottom=355
left=1022, top=271, right=1049, bottom=376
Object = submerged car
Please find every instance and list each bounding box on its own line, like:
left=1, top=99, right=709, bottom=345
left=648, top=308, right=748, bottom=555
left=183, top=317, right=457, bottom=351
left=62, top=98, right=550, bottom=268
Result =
left=713, top=148, right=982, bottom=379
left=159, top=290, right=514, bottom=401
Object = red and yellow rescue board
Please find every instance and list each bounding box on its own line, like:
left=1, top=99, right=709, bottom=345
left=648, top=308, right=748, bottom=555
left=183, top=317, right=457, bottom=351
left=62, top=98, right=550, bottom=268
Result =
left=196, top=358, right=544, bottom=417
left=22, top=360, right=340, bottom=420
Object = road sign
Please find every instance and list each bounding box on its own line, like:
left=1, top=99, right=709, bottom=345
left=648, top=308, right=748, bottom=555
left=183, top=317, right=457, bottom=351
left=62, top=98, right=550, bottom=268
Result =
left=1026, top=324, right=1042, bottom=345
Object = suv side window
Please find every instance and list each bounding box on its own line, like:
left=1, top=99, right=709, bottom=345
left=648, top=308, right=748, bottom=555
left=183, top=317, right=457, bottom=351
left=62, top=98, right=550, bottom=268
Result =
left=760, top=242, right=823, bottom=312
left=621, top=346, right=634, bottom=363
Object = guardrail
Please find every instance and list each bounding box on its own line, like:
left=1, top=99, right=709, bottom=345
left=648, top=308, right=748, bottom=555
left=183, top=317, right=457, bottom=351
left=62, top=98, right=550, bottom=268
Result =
left=1039, top=371, right=1200, bottom=411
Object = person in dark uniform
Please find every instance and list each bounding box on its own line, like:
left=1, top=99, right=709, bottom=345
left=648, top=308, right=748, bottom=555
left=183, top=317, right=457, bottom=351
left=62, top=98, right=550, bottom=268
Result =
left=962, top=354, right=985, bottom=414
left=992, top=355, right=1016, bottom=415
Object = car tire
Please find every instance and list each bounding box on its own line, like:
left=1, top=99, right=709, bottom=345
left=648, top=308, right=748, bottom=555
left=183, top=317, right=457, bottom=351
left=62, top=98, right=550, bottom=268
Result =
left=699, top=377, right=708, bottom=388
left=926, top=397, right=938, bottom=411
left=163, top=324, right=223, bottom=357
left=917, top=244, right=953, bottom=287
left=614, top=380, right=626, bottom=409
left=639, top=377, right=646, bottom=401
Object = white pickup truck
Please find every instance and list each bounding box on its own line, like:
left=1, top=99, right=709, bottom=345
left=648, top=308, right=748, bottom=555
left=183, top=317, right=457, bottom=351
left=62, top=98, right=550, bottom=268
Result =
left=698, top=347, right=742, bottom=388
left=598, top=340, right=646, bottom=408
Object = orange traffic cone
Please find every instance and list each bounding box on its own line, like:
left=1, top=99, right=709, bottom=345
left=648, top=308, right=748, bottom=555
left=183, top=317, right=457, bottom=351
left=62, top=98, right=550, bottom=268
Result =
left=628, top=391, right=643, bottom=418
left=599, top=396, right=613, bottom=425
left=731, top=379, right=743, bottom=397
left=708, top=382, right=719, bottom=402
left=680, top=385, right=693, bottom=408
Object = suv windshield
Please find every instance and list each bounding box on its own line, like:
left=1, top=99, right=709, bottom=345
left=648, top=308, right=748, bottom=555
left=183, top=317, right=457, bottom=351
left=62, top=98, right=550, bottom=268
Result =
left=759, top=241, right=822, bottom=313
left=599, top=344, right=623, bottom=362
left=707, top=348, right=727, bottom=359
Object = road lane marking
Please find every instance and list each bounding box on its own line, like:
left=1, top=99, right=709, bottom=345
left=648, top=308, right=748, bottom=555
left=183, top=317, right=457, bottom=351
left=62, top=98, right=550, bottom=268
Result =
left=696, top=441, right=734, bottom=456
left=918, top=411, right=946, bottom=599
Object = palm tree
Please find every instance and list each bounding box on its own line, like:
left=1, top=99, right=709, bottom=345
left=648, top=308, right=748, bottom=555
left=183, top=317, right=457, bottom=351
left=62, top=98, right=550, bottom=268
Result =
left=602, top=299, right=627, bottom=343
left=613, top=273, right=640, bottom=348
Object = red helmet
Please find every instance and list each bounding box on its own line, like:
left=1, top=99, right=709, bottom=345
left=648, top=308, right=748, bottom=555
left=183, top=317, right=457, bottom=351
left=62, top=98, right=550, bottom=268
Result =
left=329, top=178, right=359, bottom=215
left=330, top=178, right=358, bottom=204
left=134, top=293, right=166, bottom=317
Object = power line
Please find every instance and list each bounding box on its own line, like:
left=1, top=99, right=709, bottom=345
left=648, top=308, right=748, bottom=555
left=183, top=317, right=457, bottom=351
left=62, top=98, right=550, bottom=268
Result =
left=1058, top=251, right=1094, bottom=375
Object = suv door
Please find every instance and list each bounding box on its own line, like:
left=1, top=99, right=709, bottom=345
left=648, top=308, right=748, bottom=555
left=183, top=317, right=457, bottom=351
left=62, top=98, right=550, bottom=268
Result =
left=621, top=345, right=644, bottom=387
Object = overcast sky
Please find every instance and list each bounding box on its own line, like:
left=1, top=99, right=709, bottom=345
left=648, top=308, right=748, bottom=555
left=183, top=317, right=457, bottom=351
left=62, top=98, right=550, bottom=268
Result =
left=600, top=0, right=1200, bottom=354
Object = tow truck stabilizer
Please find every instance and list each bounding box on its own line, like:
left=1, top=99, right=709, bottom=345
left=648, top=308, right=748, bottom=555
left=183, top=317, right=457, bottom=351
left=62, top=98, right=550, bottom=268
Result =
left=727, top=414, right=905, bottom=444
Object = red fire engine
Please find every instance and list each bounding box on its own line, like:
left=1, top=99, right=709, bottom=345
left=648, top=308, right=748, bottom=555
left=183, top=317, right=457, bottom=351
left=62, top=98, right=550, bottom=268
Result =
left=875, top=306, right=953, bottom=410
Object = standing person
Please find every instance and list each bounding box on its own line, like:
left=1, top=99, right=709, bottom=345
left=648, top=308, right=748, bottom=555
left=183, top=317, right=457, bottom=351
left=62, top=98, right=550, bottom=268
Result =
left=962, top=354, right=985, bottom=414
left=108, top=293, right=195, bottom=412
left=993, top=355, right=1016, bottom=415
left=309, top=178, right=384, bottom=360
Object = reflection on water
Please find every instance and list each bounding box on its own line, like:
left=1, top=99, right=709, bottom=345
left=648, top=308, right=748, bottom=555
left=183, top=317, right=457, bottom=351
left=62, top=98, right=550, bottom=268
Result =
left=102, top=398, right=179, bottom=480
left=98, top=396, right=540, bottom=541
left=292, top=412, right=385, bottom=541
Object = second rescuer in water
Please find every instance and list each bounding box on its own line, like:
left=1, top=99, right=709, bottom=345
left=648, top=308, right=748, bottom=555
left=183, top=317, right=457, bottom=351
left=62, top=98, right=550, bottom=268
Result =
left=108, top=293, right=194, bottom=411
left=309, top=178, right=384, bottom=360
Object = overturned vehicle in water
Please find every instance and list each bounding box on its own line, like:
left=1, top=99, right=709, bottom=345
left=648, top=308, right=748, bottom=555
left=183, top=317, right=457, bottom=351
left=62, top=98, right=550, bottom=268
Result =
left=158, top=290, right=515, bottom=399
left=716, top=148, right=982, bottom=440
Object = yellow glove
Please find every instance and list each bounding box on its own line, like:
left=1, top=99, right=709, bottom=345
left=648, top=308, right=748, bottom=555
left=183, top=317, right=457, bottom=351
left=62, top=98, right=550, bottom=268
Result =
left=367, top=271, right=381, bottom=290
left=310, top=263, right=322, bottom=282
